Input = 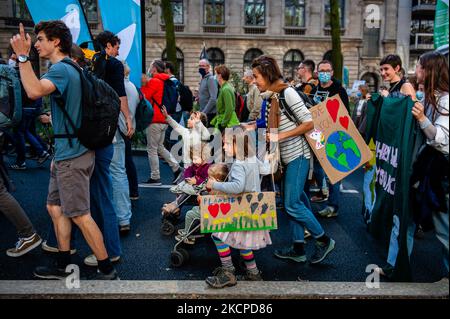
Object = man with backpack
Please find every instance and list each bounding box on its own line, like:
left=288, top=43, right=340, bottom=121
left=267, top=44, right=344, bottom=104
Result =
left=10, top=21, right=118, bottom=279
left=141, top=59, right=182, bottom=185
left=296, top=59, right=318, bottom=97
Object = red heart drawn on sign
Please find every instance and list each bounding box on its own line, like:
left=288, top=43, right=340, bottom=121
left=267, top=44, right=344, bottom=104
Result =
left=208, top=204, right=220, bottom=218
left=220, top=203, right=231, bottom=215
left=339, top=116, right=349, bottom=130
left=326, top=99, right=340, bottom=123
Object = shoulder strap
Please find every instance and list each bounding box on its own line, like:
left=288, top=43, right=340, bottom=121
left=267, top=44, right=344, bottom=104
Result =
left=278, top=88, right=301, bottom=124
left=52, top=59, right=84, bottom=147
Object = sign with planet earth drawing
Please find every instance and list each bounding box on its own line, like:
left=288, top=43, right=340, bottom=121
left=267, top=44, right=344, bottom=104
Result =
left=305, top=95, right=372, bottom=184
left=199, top=192, right=277, bottom=233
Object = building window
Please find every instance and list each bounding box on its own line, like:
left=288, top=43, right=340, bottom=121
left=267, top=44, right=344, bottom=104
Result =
left=245, top=0, right=266, bottom=26
left=162, top=0, right=184, bottom=25
left=361, top=73, right=379, bottom=93
left=324, top=0, right=345, bottom=28
left=204, top=0, right=225, bottom=25
left=283, top=50, right=304, bottom=80
left=12, top=0, right=32, bottom=20
left=162, top=48, right=185, bottom=83
left=79, top=0, right=98, bottom=22
left=285, top=0, right=306, bottom=27
left=363, top=25, right=380, bottom=57
left=207, top=48, right=225, bottom=72
left=243, top=49, right=264, bottom=69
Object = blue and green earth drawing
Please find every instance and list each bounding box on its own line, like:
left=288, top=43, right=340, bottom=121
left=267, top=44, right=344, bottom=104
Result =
left=325, top=131, right=361, bottom=172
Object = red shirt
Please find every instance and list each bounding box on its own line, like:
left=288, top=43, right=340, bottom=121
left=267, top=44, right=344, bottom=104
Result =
left=141, top=73, right=171, bottom=124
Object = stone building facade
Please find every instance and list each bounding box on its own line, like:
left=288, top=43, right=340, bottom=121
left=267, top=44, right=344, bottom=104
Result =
left=0, top=0, right=403, bottom=92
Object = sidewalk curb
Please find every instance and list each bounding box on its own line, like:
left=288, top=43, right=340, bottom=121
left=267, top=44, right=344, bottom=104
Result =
left=0, top=280, right=448, bottom=299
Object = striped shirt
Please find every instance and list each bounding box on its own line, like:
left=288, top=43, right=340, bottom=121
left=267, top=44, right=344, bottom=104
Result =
left=266, top=87, right=312, bottom=164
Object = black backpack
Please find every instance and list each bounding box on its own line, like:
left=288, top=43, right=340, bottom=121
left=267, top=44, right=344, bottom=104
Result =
left=54, top=59, right=120, bottom=150
left=178, top=83, right=193, bottom=112
left=135, top=89, right=154, bottom=132
left=294, top=86, right=317, bottom=109
left=152, top=79, right=178, bottom=114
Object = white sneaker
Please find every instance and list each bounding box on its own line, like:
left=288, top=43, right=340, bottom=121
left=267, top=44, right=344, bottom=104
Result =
left=84, top=254, right=121, bottom=267
left=41, top=240, right=77, bottom=255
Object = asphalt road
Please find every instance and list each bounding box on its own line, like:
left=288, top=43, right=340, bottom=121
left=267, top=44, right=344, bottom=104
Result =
left=0, top=152, right=447, bottom=282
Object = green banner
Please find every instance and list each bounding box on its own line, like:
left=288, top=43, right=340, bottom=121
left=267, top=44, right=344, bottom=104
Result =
left=434, top=0, right=449, bottom=49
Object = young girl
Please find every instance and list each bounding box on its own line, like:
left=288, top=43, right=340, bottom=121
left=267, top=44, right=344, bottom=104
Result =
left=175, top=163, right=229, bottom=245
left=205, top=129, right=271, bottom=288
left=170, top=143, right=211, bottom=195
left=161, top=106, right=210, bottom=165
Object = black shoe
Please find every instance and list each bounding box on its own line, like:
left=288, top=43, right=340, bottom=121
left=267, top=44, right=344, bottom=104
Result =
left=142, top=178, right=161, bottom=186
left=310, top=238, right=335, bottom=264
left=33, top=265, right=73, bottom=280
left=273, top=247, right=307, bottom=263
left=92, top=269, right=120, bottom=280
left=119, top=224, right=131, bottom=236
left=172, top=168, right=183, bottom=184
left=37, top=151, right=51, bottom=165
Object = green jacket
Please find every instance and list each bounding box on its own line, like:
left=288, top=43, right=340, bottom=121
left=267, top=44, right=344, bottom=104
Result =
left=211, top=82, right=240, bottom=130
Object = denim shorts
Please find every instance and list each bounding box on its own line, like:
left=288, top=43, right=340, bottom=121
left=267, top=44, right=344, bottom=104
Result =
left=47, top=151, right=95, bottom=218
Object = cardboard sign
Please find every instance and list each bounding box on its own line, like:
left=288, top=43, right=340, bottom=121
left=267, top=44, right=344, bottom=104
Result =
left=305, top=95, right=372, bottom=184
left=199, top=192, right=277, bottom=233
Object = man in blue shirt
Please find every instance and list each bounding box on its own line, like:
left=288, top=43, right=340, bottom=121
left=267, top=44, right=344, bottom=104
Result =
left=10, top=21, right=118, bottom=279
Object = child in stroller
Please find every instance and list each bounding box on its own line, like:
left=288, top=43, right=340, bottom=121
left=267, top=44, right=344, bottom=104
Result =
left=161, top=143, right=211, bottom=235
left=170, top=163, right=229, bottom=267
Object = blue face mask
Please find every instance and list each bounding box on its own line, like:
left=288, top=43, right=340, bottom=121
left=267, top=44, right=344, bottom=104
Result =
left=416, top=91, right=424, bottom=101
left=356, top=92, right=362, bottom=98
left=318, top=72, right=332, bottom=84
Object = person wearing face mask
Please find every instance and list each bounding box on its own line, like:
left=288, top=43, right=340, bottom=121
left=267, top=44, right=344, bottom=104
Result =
left=314, top=60, right=350, bottom=111
left=310, top=60, right=350, bottom=218
left=198, top=59, right=218, bottom=125
left=416, top=84, right=425, bottom=103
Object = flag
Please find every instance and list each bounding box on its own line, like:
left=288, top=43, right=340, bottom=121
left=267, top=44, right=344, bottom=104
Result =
left=97, top=0, right=143, bottom=88
left=434, top=0, right=449, bottom=50
left=365, top=95, right=425, bottom=281
left=25, top=0, right=92, bottom=46
left=199, top=42, right=209, bottom=61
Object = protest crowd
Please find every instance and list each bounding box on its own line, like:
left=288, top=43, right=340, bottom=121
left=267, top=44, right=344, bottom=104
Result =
left=0, top=19, right=448, bottom=286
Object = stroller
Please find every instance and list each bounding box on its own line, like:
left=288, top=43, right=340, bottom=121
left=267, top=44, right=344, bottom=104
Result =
left=169, top=216, right=204, bottom=267
left=160, top=176, right=207, bottom=236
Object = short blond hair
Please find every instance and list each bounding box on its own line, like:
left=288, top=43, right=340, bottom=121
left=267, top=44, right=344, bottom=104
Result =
left=208, top=164, right=229, bottom=182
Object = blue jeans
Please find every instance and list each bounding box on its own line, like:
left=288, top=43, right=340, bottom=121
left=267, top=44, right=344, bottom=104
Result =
left=363, top=166, right=376, bottom=213
left=283, top=156, right=325, bottom=243
left=13, top=108, right=46, bottom=164
left=111, top=132, right=132, bottom=226
left=122, top=133, right=138, bottom=197
left=387, top=215, right=415, bottom=268
left=314, top=163, right=340, bottom=210
left=90, top=144, right=122, bottom=257
left=432, top=206, right=449, bottom=273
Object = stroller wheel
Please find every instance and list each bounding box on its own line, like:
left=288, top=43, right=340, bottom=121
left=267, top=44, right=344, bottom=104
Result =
left=161, top=220, right=175, bottom=236
left=178, top=247, right=190, bottom=263
left=170, top=250, right=185, bottom=267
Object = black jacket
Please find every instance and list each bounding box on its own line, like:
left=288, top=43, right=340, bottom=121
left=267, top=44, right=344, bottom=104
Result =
left=317, top=78, right=350, bottom=112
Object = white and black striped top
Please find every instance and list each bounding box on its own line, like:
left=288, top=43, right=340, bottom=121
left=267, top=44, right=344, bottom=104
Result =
left=266, top=87, right=312, bottom=165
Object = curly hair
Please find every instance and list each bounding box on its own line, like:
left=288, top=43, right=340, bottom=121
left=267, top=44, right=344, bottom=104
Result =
left=34, top=20, right=72, bottom=55
left=95, top=30, right=120, bottom=51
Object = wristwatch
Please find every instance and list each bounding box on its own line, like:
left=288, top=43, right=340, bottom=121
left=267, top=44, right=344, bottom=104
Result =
left=18, top=55, right=29, bottom=63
